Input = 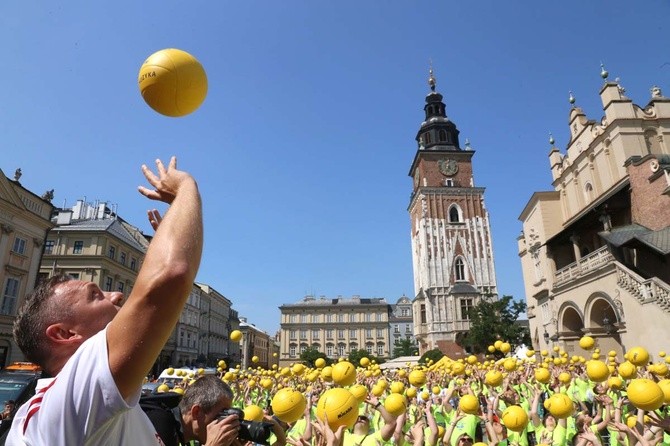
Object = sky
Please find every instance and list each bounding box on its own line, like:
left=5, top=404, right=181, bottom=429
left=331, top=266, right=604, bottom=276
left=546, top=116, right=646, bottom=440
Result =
left=1, top=1, right=668, bottom=335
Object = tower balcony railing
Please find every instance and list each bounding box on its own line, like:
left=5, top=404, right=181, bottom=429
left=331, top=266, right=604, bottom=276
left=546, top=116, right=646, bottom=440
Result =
left=554, top=246, right=613, bottom=287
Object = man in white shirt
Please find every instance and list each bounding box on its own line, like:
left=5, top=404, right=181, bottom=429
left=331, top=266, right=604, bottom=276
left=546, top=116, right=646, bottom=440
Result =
left=7, top=157, right=222, bottom=445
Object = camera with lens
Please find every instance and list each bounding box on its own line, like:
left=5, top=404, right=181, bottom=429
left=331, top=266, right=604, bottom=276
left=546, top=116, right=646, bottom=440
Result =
left=218, top=408, right=274, bottom=445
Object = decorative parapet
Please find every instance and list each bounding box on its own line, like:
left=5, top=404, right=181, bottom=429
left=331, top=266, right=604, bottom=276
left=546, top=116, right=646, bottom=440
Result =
left=554, top=246, right=613, bottom=287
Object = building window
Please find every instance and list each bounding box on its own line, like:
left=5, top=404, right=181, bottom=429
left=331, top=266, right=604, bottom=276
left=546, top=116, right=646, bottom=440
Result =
left=438, top=129, right=447, bottom=142
left=449, top=205, right=461, bottom=223
left=290, top=315, right=297, bottom=323
left=44, top=240, right=55, bottom=254
left=289, top=330, right=297, bottom=340
left=73, top=241, right=84, bottom=254
left=338, top=314, right=344, bottom=323
left=326, top=314, right=333, bottom=323
left=366, top=344, right=373, bottom=354
left=338, top=329, right=345, bottom=339
left=401, top=308, right=409, bottom=317
left=365, top=313, right=371, bottom=322
left=424, top=132, right=431, bottom=144
left=584, top=182, right=594, bottom=201
left=300, top=345, right=307, bottom=354
left=11, top=237, right=27, bottom=255
left=120, top=252, right=126, bottom=266
left=301, top=314, right=307, bottom=323
left=338, top=344, right=346, bottom=357
left=1, top=278, right=20, bottom=315
left=377, top=344, right=384, bottom=356
left=455, top=258, right=466, bottom=281
left=104, top=276, right=113, bottom=291
left=376, top=328, right=384, bottom=338
left=394, top=326, right=400, bottom=333
left=130, top=257, right=137, bottom=271
left=326, top=345, right=334, bottom=356
left=108, top=246, right=116, bottom=260
left=366, top=329, right=372, bottom=338
left=68, top=273, right=80, bottom=280
left=405, top=325, right=412, bottom=333
left=420, top=305, right=426, bottom=324
left=289, top=346, right=296, bottom=357
left=349, top=329, right=357, bottom=338
left=326, top=329, right=333, bottom=339
left=312, top=329, right=319, bottom=338
left=117, top=282, right=124, bottom=293
left=300, top=330, right=307, bottom=339
left=445, top=179, right=454, bottom=187
left=349, top=314, right=356, bottom=322
left=460, top=298, right=474, bottom=320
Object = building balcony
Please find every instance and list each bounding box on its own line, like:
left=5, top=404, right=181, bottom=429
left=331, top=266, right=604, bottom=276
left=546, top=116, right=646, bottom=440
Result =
left=554, top=246, right=614, bottom=288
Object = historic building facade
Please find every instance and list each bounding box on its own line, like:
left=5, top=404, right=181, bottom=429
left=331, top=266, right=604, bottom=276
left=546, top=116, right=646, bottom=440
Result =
left=518, top=70, right=670, bottom=355
left=278, top=295, right=391, bottom=367
left=389, top=295, right=416, bottom=353
left=0, top=168, right=54, bottom=366
left=239, top=317, right=276, bottom=370
left=408, top=71, right=498, bottom=356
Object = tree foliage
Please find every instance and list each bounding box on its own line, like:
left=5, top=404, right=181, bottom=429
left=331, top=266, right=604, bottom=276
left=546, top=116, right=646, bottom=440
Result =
left=393, top=337, right=419, bottom=358
left=299, top=347, right=329, bottom=367
left=461, top=295, right=530, bottom=355
left=348, top=349, right=383, bottom=367
left=419, top=348, right=444, bottom=365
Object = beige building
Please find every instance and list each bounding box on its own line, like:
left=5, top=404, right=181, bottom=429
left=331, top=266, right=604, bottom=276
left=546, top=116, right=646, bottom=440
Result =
left=518, top=71, right=670, bottom=356
left=0, top=168, right=54, bottom=366
left=239, top=317, right=274, bottom=369
left=278, top=295, right=391, bottom=367
left=195, top=283, right=240, bottom=367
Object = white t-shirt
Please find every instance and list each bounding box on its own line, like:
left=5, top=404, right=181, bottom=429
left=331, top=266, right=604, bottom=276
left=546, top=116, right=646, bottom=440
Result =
left=6, top=327, right=162, bottom=445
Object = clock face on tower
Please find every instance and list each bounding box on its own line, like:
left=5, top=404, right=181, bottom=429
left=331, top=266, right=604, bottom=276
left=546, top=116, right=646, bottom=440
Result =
left=438, top=159, right=458, bottom=176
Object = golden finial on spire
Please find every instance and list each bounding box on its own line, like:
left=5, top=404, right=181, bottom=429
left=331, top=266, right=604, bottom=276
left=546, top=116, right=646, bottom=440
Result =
left=569, top=90, right=576, bottom=105
left=428, top=59, right=436, bottom=92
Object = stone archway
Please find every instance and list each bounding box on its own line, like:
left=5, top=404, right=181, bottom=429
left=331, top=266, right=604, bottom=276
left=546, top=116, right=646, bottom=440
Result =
left=557, top=303, right=584, bottom=354
left=585, top=293, right=623, bottom=355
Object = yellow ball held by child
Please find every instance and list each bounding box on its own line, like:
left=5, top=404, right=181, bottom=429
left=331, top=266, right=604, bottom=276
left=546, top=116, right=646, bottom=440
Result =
left=501, top=405, right=528, bottom=432
left=271, top=388, right=307, bottom=423
left=316, top=388, right=359, bottom=430
left=138, top=48, right=208, bottom=117
left=332, top=361, right=356, bottom=386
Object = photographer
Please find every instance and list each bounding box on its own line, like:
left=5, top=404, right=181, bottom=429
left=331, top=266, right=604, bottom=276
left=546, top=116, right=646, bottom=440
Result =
left=178, top=375, right=241, bottom=446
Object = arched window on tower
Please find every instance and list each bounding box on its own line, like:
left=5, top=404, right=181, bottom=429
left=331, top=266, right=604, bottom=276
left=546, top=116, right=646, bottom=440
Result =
left=438, top=130, right=447, bottom=142
left=584, top=182, right=594, bottom=202
left=448, top=204, right=462, bottom=223
left=455, top=258, right=466, bottom=281
left=424, top=132, right=431, bottom=144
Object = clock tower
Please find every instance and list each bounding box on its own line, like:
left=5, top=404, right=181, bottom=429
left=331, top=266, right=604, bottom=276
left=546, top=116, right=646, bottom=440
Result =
left=408, top=69, right=498, bottom=356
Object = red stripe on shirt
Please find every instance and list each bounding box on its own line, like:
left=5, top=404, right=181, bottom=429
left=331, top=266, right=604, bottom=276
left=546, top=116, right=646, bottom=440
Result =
left=23, top=378, right=57, bottom=434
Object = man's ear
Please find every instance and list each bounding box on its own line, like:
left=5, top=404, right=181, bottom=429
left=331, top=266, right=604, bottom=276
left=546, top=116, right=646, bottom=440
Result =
left=190, top=404, right=203, bottom=419
left=45, top=323, right=82, bottom=343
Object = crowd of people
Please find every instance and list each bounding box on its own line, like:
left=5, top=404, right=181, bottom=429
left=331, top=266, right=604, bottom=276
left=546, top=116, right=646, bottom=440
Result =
left=162, top=351, right=670, bottom=446
left=6, top=158, right=670, bottom=446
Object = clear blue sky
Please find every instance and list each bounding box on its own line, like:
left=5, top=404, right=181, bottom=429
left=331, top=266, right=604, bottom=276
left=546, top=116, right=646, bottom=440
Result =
left=1, top=1, right=668, bottom=335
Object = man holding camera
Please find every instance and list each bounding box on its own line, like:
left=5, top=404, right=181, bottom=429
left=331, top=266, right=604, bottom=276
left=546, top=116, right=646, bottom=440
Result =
left=175, top=375, right=241, bottom=446
left=176, top=375, right=286, bottom=446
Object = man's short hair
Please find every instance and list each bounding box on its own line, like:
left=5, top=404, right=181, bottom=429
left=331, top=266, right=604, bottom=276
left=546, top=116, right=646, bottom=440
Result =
left=178, top=375, right=233, bottom=415
left=13, top=275, right=72, bottom=372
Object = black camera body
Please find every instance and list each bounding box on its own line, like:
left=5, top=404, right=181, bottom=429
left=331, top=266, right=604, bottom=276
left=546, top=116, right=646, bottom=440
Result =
left=219, top=407, right=274, bottom=446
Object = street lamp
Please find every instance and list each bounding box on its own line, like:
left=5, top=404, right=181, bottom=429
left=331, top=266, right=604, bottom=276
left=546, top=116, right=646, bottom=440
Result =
left=543, top=330, right=550, bottom=344
left=603, top=314, right=614, bottom=334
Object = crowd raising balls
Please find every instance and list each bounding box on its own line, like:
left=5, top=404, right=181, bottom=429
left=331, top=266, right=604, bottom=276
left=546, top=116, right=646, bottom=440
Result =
left=5, top=158, right=670, bottom=446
